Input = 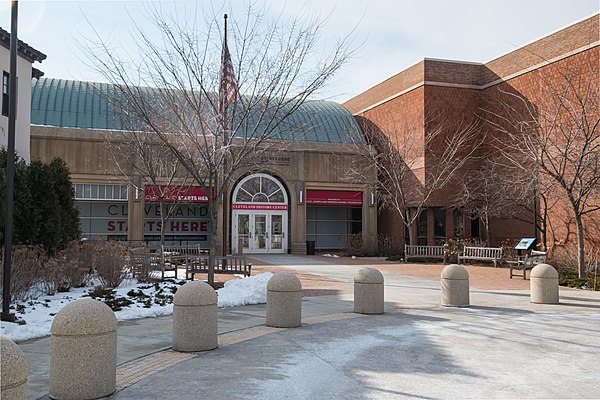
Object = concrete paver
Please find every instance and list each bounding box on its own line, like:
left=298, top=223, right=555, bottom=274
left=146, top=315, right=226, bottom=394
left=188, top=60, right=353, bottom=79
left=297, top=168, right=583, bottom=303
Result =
left=13, top=255, right=600, bottom=399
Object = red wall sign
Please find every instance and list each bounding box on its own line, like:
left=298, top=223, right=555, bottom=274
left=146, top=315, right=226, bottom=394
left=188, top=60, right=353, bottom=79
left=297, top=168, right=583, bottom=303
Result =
left=144, top=186, right=209, bottom=203
left=232, top=204, right=288, bottom=211
left=306, top=189, right=363, bottom=206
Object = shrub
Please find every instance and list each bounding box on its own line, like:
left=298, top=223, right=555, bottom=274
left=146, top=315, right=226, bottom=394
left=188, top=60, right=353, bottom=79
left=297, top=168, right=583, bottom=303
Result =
left=345, top=234, right=402, bottom=257
left=0, top=245, right=48, bottom=304
left=92, top=241, right=128, bottom=288
left=51, top=241, right=93, bottom=291
left=550, top=248, right=598, bottom=290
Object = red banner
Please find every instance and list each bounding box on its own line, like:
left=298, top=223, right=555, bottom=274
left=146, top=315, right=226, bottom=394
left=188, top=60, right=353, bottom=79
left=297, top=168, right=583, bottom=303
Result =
left=144, top=186, right=209, bottom=203
left=232, top=204, right=288, bottom=211
left=306, top=189, right=363, bottom=206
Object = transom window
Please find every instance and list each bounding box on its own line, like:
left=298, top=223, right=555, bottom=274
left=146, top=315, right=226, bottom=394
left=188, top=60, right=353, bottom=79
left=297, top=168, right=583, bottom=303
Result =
left=74, top=183, right=128, bottom=200
left=234, top=174, right=287, bottom=203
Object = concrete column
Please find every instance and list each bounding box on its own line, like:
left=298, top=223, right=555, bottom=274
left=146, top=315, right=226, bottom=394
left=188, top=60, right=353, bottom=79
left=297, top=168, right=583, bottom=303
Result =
left=127, top=182, right=145, bottom=247
left=354, top=268, right=384, bottom=314
left=362, top=190, right=378, bottom=253
left=530, top=264, right=559, bottom=304
left=50, top=299, right=117, bottom=400
left=267, top=272, right=302, bottom=327
left=1, top=336, right=28, bottom=400
left=291, top=181, right=307, bottom=255
left=173, top=281, right=218, bottom=352
left=441, top=264, right=470, bottom=307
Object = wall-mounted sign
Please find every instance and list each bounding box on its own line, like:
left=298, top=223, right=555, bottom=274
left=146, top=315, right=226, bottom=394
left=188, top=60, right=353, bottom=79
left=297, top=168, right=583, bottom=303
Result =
left=232, top=204, right=288, bottom=211
left=144, top=186, right=209, bottom=203
left=306, top=189, right=363, bottom=206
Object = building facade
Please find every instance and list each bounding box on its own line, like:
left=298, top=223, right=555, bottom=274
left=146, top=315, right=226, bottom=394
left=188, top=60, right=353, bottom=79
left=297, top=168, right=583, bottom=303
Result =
left=344, top=14, right=599, bottom=252
left=29, top=79, right=378, bottom=255
left=0, top=27, right=45, bottom=161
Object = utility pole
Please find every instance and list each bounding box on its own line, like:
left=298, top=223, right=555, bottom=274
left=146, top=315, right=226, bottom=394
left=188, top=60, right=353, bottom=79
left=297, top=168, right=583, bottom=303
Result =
left=2, top=0, right=19, bottom=322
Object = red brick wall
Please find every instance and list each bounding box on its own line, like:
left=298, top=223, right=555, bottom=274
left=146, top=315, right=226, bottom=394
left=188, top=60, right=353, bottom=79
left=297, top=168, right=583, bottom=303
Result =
left=344, top=61, right=424, bottom=115
left=483, top=44, right=599, bottom=254
left=344, top=14, right=599, bottom=251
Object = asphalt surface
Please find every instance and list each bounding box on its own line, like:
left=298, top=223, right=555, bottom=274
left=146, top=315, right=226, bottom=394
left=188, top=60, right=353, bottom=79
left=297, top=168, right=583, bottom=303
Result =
left=13, top=255, right=600, bottom=399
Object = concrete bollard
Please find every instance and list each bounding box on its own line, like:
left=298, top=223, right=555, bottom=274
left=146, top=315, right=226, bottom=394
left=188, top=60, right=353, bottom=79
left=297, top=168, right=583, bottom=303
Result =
left=441, top=264, right=470, bottom=307
left=50, top=298, right=117, bottom=400
left=354, top=268, right=384, bottom=314
left=530, top=263, right=559, bottom=304
left=1, top=336, right=28, bottom=400
left=266, top=272, right=302, bottom=328
left=173, top=281, right=218, bottom=352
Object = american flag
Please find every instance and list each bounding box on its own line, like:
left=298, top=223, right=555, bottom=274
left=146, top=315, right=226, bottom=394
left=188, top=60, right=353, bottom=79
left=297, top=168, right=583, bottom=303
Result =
left=218, top=39, right=238, bottom=116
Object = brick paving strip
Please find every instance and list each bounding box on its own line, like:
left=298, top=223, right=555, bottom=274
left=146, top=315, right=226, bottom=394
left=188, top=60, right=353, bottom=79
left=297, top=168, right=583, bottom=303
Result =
left=114, top=312, right=364, bottom=391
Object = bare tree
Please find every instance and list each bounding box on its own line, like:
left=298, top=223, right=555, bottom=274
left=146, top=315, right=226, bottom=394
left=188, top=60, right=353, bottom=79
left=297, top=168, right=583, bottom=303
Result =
left=353, top=114, right=482, bottom=245
left=82, top=4, right=354, bottom=284
left=107, top=131, right=191, bottom=265
left=455, top=160, right=533, bottom=246
left=486, top=54, right=599, bottom=278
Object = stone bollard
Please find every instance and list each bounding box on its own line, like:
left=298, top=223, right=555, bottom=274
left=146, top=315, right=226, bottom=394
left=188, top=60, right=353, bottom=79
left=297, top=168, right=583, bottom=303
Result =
left=354, top=268, right=384, bottom=314
left=173, top=281, right=218, bottom=352
left=1, top=336, right=28, bottom=400
left=266, top=272, right=302, bottom=328
left=530, top=263, right=559, bottom=304
left=441, top=264, right=470, bottom=307
left=50, top=298, right=117, bottom=400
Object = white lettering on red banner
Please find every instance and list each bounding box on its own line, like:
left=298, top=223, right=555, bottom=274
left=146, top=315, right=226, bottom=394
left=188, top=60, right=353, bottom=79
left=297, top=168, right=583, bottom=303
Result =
left=144, top=186, right=209, bottom=203
left=306, top=189, right=363, bottom=206
left=232, top=204, right=288, bottom=211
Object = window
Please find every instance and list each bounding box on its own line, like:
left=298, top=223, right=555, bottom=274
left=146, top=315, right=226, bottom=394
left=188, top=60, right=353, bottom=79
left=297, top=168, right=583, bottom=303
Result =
left=417, top=209, right=427, bottom=245
left=306, top=206, right=362, bottom=248
left=73, top=183, right=128, bottom=200
left=470, top=210, right=480, bottom=238
left=234, top=174, right=286, bottom=204
left=434, top=208, right=446, bottom=245
left=453, top=208, right=464, bottom=239
left=2, top=71, right=9, bottom=117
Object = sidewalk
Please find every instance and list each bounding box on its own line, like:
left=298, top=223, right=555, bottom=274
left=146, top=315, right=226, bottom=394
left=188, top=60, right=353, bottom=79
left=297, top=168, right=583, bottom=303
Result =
left=16, top=255, right=600, bottom=399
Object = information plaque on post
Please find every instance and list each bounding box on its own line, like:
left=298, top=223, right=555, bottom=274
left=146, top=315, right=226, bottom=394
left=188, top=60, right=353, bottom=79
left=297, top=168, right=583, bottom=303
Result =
left=514, top=238, right=536, bottom=251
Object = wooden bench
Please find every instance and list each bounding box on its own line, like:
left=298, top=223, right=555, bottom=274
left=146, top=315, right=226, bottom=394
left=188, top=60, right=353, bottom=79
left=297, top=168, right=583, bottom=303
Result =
left=129, top=252, right=162, bottom=279
left=186, top=255, right=252, bottom=280
left=405, top=245, right=447, bottom=263
left=458, top=246, right=503, bottom=267
left=509, top=250, right=548, bottom=279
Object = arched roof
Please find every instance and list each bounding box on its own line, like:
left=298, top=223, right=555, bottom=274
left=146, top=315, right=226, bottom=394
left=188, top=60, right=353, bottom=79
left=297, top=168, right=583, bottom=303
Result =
left=31, top=78, right=364, bottom=144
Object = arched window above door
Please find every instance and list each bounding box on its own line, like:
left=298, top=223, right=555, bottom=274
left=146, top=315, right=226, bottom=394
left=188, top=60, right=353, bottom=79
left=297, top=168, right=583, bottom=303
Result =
left=233, top=173, right=287, bottom=204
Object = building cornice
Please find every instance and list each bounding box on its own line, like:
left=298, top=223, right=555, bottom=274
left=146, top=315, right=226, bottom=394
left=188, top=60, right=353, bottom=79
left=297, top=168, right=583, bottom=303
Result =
left=0, top=27, right=47, bottom=63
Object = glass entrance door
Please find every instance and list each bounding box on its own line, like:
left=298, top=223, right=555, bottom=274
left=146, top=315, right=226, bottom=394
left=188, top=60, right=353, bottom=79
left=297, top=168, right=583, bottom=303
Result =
left=253, top=214, right=267, bottom=251
left=232, top=212, right=287, bottom=254
left=270, top=214, right=284, bottom=250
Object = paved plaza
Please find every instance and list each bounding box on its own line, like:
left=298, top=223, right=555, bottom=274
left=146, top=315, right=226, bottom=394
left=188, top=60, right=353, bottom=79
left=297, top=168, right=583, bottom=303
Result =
left=16, top=255, right=600, bottom=399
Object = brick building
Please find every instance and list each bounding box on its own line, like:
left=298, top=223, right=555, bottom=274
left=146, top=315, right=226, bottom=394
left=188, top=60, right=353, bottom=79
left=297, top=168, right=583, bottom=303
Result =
left=344, top=14, right=599, bottom=252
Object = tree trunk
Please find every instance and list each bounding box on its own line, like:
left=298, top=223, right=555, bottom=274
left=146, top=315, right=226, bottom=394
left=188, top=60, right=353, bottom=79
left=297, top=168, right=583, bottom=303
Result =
left=575, top=215, right=586, bottom=279
left=207, top=202, right=217, bottom=286
left=405, top=209, right=414, bottom=246
left=159, top=201, right=166, bottom=279
left=484, top=214, right=491, bottom=247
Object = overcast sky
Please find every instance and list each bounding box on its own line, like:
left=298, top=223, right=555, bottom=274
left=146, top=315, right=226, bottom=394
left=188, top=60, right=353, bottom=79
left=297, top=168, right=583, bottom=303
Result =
left=1, top=0, right=598, bottom=103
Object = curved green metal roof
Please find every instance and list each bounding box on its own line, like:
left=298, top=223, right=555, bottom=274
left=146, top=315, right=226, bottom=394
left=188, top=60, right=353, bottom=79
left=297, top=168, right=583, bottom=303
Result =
left=31, top=78, right=364, bottom=144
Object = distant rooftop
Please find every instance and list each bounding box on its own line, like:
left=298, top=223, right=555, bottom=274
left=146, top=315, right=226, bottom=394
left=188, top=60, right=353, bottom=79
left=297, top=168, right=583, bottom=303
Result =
left=31, top=78, right=364, bottom=144
left=0, top=27, right=46, bottom=79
